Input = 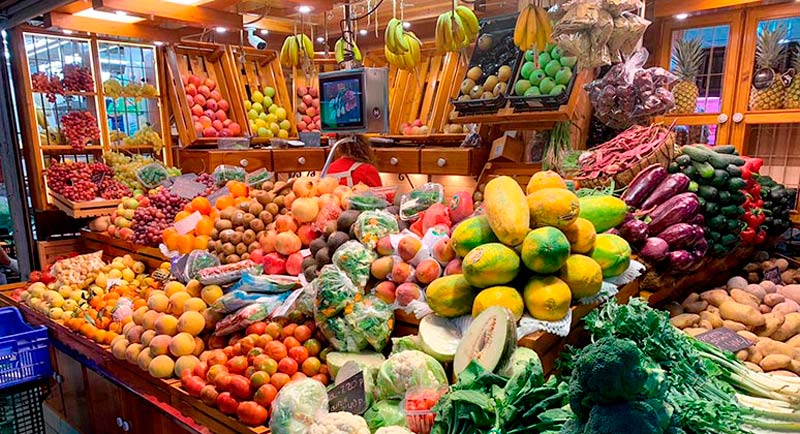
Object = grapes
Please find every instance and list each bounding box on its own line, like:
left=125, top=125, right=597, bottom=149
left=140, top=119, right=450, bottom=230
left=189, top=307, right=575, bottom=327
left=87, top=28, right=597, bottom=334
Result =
left=98, top=178, right=131, bottom=199
left=45, top=161, right=128, bottom=201
left=132, top=189, right=188, bottom=246
left=104, top=79, right=158, bottom=100
left=61, top=65, right=94, bottom=93
left=61, top=111, right=100, bottom=151
left=124, top=125, right=163, bottom=153
left=31, top=72, right=64, bottom=103
left=195, top=173, right=219, bottom=197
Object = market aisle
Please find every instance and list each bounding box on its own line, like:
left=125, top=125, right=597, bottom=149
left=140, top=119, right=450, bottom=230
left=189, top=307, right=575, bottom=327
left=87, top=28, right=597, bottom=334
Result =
left=43, top=404, right=80, bottom=434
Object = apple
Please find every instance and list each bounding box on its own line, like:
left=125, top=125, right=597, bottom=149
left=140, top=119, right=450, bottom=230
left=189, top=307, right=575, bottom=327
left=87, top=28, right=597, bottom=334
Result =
left=204, top=109, right=216, bottom=120
left=412, top=119, right=423, bottom=127
left=204, top=78, right=217, bottom=91
left=191, top=104, right=204, bottom=116
left=185, top=84, right=198, bottom=96
left=308, top=87, right=318, bottom=98
left=199, top=116, right=212, bottom=127
left=228, top=123, right=242, bottom=135
left=215, top=110, right=227, bottom=122
left=218, top=99, right=229, bottom=112
left=205, top=99, right=217, bottom=111
left=198, top=85, right=211, bottom=98
left=194, top=94, right=206, bottom=107
left=302, top=94, right=313, bottom=105
left=298, top=102, right=308, bottom=113
left=188, top=75, right=202, bottom=87
left=210, top=89, right=222, bottom=101
left=203, top=127, right=218, bottom=137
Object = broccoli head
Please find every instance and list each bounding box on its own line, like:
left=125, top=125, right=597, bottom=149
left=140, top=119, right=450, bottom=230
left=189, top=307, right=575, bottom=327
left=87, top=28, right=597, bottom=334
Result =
left=583, top=400, right=670, bottom=434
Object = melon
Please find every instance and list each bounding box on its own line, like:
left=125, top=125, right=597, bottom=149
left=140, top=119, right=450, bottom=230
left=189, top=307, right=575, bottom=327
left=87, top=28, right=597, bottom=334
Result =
left=418, top=315, right=462, bottom=362
left=498, top=347, right=542, bottom=378
left=523, top=275, right=572, bottom=321
left=462, top=243, right=520, bottom=288
left=559, top=254, right=602, bottom=299
left=590, top=234, right=631, bottom=278
left=472, top=286, right=525, bottom=321
left=453, top=306, right=517, bottom=378
left=561, top=217, right=596, bottom=254
left=578, top=195, right=627, bottom=233
left=526, top=170, right=567, bottom=193
left=527, top=188, right=580, bottom=228
left=325, top=351, right=386, bottom=377
left=451, top=215, right=499, bottom=258
left=426, top=274, right=476, bottom=318
left=484, top=176, right=530, bottom=246
left=520, top=227, right=570, bottom=274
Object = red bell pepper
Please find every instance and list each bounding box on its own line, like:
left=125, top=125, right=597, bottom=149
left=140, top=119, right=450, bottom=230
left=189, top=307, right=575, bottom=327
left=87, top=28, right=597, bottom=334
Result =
left=744, top=209, right=766, bottom=228
left=741, top=227, right=756, bottom=243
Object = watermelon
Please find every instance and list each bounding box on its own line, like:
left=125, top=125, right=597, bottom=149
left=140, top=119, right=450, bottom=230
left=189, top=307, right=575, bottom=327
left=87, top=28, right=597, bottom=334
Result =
left=462, top=243, right=520, bottom=288
left=451, top=215, right=499, bottom=258
left=520, top=227, right=570, bottom=274
left=590, top=234, right=631, bottom=277
left=426, top=274, right=476, bottom=318
left=578, top=196, right=627, bottom=232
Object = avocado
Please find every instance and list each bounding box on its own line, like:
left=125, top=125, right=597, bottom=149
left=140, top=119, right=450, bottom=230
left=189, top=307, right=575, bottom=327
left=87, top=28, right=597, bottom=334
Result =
left=315, top=247, right=331, bottom=265
left=327, top=231, right=350, bottom=252
left=337, top=210, right=361, bottom=232
left=309, top=238, right=327, bottom=256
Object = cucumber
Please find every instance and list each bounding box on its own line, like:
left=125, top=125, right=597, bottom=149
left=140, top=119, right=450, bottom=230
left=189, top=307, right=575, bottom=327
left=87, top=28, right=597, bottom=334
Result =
left=708, top=215, right=727, bottom=230
left=708, top=152, right=745, bottom=169
left=710, top=169, right=730, bottom=187
left=682, top=145, right=713, bottom=163
left=693, top=161, right=715, bottom=178
left=688, top=181, right=699, bottom=193
left=727, top=219, right=741, bottom=232
left=726, top=164, right=742, bottom=177
left=729, top=177, right=747, bottom=190
left=708, top=231, right=721, bottom=242
left=683, top=165, right=697, bottom=178
left=721, top=205, right=741, bottom=217
left=675, top=154, right=692, bottom=166
left=714, top=145, right=737, bottom=155
left=718, top=190, right=731, bottom=204
left=703, top=201, right=719, bottom=215
left=667, top=161, right=680, bottom=174
left=698, top=185, right=718, bottom=200
left=730, top=190, right=745, bottom=204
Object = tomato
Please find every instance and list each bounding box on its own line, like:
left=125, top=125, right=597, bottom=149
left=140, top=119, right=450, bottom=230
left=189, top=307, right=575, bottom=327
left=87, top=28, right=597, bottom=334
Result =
left=319, top=347, right=331, bottom=363
left=277, top=357, right=298, bottom=375
left=192, top=361, right=209, bottom=380
left=293, top=325, right=312, bottom=342
left=288, top=346, right=309, bottom=364
left=206, top=365, right=229, bottom=383
left=228, top=374, right=252, bottom=400
left=237, top=401, right=268, bottom=426
left=245, top=322, right=267, bottom=336
left=255, top=334, right=272, bottom=348
left=283, top=336, right=301, bottom=349
left=253, top=384, right=278, bottom=408
left=265, top=322, right=282, bottom=339
left=302, top=320, right=316, bottom=334
left=311, top=373, right=329, bottom=386
left=214, top=373, right=232, bottom=391
left=252, top=355, right=279, bottom=375
left=226, top=355, right=248, bottom=374
left=303, top=338, right=322, bottom=356
left=270, top=372, right=291, bottom=390
left=206, top=349, right=228, bottom=367
left=291, top=372, right=307, bottom=381
left=223, top=346, right=235, bottom=359
left=244, top=366, right=256, bottom=379
left=247, top=348, right=264, bottom=364
left=182, top=375, right=206, bottom=398
left=239, top=336, right=256, bottom=354
left=301, top=357, right=321, bottom=376
left=265, top=341, right=287, bottom=361
left=281, top=324, right=297, bottom=339
left=215, top=392, right=239, bottom=415
left=227, top=335, right=241, bottom=346
left=250, top=371, right=270, bottom=390
left=208, top=335, right=227, bottom=349
left=200, top=384, right=218, bottom=406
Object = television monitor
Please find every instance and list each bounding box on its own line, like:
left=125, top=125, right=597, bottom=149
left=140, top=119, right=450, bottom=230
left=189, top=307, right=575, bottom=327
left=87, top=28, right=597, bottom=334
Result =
left=318, top=68, right=389, bottom=133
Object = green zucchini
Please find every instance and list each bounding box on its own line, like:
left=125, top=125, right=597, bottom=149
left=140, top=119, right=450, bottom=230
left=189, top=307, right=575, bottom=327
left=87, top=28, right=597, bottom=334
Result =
left=682, top=145, right=713, bottom=163
left=683, top=165, right=697, bottom=178
left=715, top=145, right=737, bottom=155
left=708, top=215, right=727, bottom=230
left=710, top=169, right=730, bottom=187
left=688, top=181, right=699, bottom=193
left=708, top=152, right=745, bottom=169
left=698, top=185, right=718, bottom=200
left=718, top=191, right=731, bottom=204
left=703, top=201, right=719, bottom=215
left=727, top=219, right=741, bottom=232
left=667, top=161, right=680, bottom=174
left=726, top=164, right=742, bottom=177
left=693, top=161, right=715, bottom=178
left=675, top=154, right=692, bottom=166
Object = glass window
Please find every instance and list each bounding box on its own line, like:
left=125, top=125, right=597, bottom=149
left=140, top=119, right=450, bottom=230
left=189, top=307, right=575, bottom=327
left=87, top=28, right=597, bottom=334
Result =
left=669, top=25, right=730, bottom=114
left=744, top=124, right=800, bottom=188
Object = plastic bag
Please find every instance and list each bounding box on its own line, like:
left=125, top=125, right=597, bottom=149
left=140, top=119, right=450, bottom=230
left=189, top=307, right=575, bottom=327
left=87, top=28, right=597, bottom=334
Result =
left=214, top=293, right=292, bottom=335
left=210, top=289, right=277, bottom=314
left=51, top=251, right=105, bottom=288
left=270, top=379, right=329, bottom=434
left=608, top=13, right=650, bottom=62
left=345, top=295, right=395, bottom=352
left=603, top=0, right=643, bottom=16
left=354, top=211, right=400, bottom=249
left=399, top=183, right=444, bottom=220
left=212, top=164, right=246, bottom=186
left=314, top=202, right=343, bottom=233
left=197, top=260, right=262, bottom=285
left=313, top=265, right=361, bottom=318
left=229, top=273, right=300, bottom=294
left=316, top=314, right=369, bottom=352
left=332, top=241, right=377, bottom=289
left=171, top=250, right=220, bottom=282
left=420, top=203, right=451, bottom=234
left=245, top=168, right=272, bottom=188
left=390, top=335, right=423, bottom=354
left=136, top=163, right=169, bottom=189
left=364, top=400, right=407, bottom=432
left=374, top=350, right=448, bottom=401
left=348, top=192, right=390, bottom=211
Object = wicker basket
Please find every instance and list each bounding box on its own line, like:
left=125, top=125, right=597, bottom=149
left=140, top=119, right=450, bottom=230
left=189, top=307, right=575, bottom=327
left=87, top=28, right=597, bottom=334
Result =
left=577, top=132, right=676, bottom=189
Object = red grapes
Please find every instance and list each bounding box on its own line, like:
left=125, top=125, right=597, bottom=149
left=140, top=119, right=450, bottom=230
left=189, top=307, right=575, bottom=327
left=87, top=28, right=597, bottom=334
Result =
left=195, top=173, right=219, bottom=197
left=62, top=65, right=94, bottom=93
left=99, top=178, right=131, bottom=199
left=61, top=111, right=100, bottom=151
left=31, top=72, right=64, bottom=103
left=132, top=189, right=187, bottom=246
left=46, top=161, right=128, bottom=201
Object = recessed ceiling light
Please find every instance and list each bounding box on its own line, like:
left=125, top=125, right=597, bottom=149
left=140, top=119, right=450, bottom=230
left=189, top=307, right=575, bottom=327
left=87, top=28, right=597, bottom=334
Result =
left=359, top=29, right=368, bottom=36
left=675, top=13, right=689, bottom=20
left=74, top=8, right=145, bottom=23
left=154, top=41, right=164, bottom=46
left=62, top=29, right=74, bottom=35
left=260, top=29, right=268, bottom=35
left=215, top=27, right=227, bottom=33
left=403, top=22, right=411, bottom=29
left=298, top=5, right=312, bottom=14
left=316, top=36, right=325, bottom=43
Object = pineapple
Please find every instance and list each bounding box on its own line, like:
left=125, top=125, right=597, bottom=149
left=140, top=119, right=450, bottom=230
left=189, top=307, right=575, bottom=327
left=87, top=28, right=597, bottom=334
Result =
left=785, top=46, right=800, bottom=109
left=671, top=37, right=704, bottom=114
left=749, top=25, right=787, bottom=111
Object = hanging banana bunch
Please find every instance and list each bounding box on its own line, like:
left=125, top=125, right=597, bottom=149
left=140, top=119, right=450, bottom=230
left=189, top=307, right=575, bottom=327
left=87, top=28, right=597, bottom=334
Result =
left=384, top=17, right=423, bottom=71
left=279, top=34, right=314, bottom=68
left=334, top=37, right=363, bottom=64
left=513, top=2, right=551, bottom=52
left=434, top=4, right=479, bottom=53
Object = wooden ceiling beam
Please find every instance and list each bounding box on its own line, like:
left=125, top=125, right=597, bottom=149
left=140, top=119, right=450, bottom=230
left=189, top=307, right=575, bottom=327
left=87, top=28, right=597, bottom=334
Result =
left=92, top=0, right=244, bottom=30
left=44, top=11, right=180, bottom=41
left=653, top=0, right=765, bottom=18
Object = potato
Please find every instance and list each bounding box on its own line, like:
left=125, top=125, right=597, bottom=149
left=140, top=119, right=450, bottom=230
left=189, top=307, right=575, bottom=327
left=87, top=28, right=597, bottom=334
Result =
left=707, top=305, right=720, bottom=314
left=772, top=300, right=800, bottom=316
left=769, top=370, right=799, bottom=377
left=744, top=361, right=763, bottom=372
left=748, top=272, right=760, bottom=283
left=723, top=320, right=748, bottom=332
left=670, top=313, right=700, bottom=329
left=762, top=260, right=777, bottom=271
left=756, top=338, right=795, bottom=358
left=756, top=313, right=785, bottom=338
left=791, top=360, right=800, bottom=375
left=776, top=258, right=790, bottom=272
left=665, top=301, right=684, bottom=318
left=785, top=335, right=800, bottom=348
left=701, top=289, right=731, bottom=307
left=778, top=285, right=800, bottom=304
left=730, top=288, right=760, bottom=308
left=699, top=320, right=713, bottom=330
left=727, top=276, right=748, bottom=290
left=744, top=263, right=761, bottom=273
left=700, top=310, right=723, bottom=328
left=684, top=301, right=709, bottom=314
left=683, top=327, right=708, bottom=337
left=760, top=280, right=778, bottom=294
left=747, top=347, right=763, bottom=364
left=736, top=350, right=748, bottom=361
left=682, top=293, right=700, bottom=304
left=760, top=354, right=793, bottom=371
left=743, top=284, right=767, bottom=303
left=737, top=330, right=758, bottom=342
left=764, top=293, right=785, bottom=307
left=760, top=304, right=772, bottom=314
left=782, top=270, right=797, bottom=285
left=719, top=301, right=766, bottom=328
left=771, top=312, right=800, bottom=341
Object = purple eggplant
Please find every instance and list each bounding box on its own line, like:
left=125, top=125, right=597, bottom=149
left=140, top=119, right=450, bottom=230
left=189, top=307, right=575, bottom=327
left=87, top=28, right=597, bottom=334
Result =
left=688, top=213, right=704, bottom=226
left=668, top=250, right=695, bottom=271
left=692, top=237, right=708, bottom=259
left=622, top=164, right=668, bottom=208
left=639, top=237, right=669, bottom=262
left=647, top=193, right=700, bottom=235
left=639, top=173, right=691, bottom=210
left=619, top=219, right=649, bottom=245
left=657, top=223, right=704, bottom=250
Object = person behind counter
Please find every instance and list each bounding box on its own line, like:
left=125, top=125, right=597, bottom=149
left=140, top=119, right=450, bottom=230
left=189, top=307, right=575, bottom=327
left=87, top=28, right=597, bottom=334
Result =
left=325, top=135, right=383, bottom=187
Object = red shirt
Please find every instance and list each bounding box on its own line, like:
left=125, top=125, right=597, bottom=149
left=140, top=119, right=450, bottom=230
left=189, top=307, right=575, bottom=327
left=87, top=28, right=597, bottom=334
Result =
left=326, top=157, right=383, bottom=187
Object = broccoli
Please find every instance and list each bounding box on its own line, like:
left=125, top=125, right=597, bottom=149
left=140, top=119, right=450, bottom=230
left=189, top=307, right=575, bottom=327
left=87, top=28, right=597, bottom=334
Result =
left=559, top=417, right=585, bottom=434
left=583, top=401, right=669, bottom=434
left=568, top=336, right=666, bottom=418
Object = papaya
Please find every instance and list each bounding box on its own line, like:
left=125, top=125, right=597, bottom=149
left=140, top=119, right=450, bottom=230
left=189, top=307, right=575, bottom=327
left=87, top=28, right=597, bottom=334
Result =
left=561, top=217, right=597, bottom=254
left=590, top=234, right=631, bottom=278
left=484, top=176, right=530, bottom=246
left=523, top=275, right=572, bottom=321
left=527, top=188, right=580, bottom=229
left=472, top=286, right=525, bottom=321
left=526, top=170, right=567, bottom=194
left=578, top=195, right=627, bottom=233
left=559, top=254, right=603, bottom=299
left=462, top=243, right=520, bottom=288
left=520, top=227, right=570, bottom=274
left=426, top=274, right=476, bottom=318
left=451, top=215, right=499, bottom=258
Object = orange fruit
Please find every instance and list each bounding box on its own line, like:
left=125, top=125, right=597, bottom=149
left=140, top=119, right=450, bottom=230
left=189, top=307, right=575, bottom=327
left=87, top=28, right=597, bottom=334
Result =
left=193, top=235, right=210, bottom=250
left=227, top=181, right=248, bottom=198
left=175, top=234, right=195, bottom=254
left=184, top=203, right=194, bottom=213
left=80, top=323, right=98, bottom=340
left=191, top=197, right=212, bottom=215
left=195, top=216, right=214, bottom=236
left=234, top=197, right=249, bottom=206
left=175, top=211, right=192, bottom=222
left=215, top=195, right=235, bottom=210
left=163, top=227, right=179, bottom=244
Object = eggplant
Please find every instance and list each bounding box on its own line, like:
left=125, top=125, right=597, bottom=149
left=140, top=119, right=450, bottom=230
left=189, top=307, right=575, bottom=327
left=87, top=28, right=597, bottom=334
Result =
left=647, top=193, right=700, bottom=235
left=621, top=164, right=668, bottom=208
left=639, top=173, right=691, bottom=210
left=639, top=237, right=669, bottom=262
left=656, top=223, right=703, bottom=250
left=667, top=250, right=695, bottom=271
left=619, top=219, right=649, bottom=245
left=692, top=237, right=708, bottom=259
left=688, top=213, right=704, bottom=226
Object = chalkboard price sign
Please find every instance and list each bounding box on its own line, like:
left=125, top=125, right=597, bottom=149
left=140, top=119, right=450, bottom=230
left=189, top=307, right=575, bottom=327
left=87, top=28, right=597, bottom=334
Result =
left=328, top=371, right=367, bottom=415
left=697, top=327, right=753, bottom=353
left=764, top=267, right=782, bottom=285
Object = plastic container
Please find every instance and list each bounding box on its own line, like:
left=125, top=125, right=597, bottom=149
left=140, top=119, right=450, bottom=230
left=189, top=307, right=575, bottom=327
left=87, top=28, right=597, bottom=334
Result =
left=506, top=68, right=577, bottom=112
left=402, top=386, right=448, bottom=434
left=136, top=163, right=169, bottom=189
left=0, top=377, right=49, bottom=434
left=0, top=307, right=51, bottom=390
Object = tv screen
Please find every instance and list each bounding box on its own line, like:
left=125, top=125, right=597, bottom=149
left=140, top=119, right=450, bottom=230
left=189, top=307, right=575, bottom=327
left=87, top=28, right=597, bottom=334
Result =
left=319, top=74, right=364, bottom=131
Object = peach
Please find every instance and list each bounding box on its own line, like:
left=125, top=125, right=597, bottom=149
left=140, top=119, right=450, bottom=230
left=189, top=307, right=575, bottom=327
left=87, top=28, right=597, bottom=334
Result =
left=390, top=261, right=414, bottom=284
left=141, top=330, right=156, bottom=347
left=193, top=337, right=205, bottom=357
left=432, top=237, right=456, bottom=264
left=149, top=355, right=176, bottom=378
left=149, top=335, right=172, bottom=356
left=125, top=325, right=145, bottom=344
left=174, top=355, right=200, bottom=378
left=444, top=259, right=463, bottom=275
left=286, top=252, right=304, bottom=276
left=414, top=258, right=442, bottom=285
left=125, top=343, right=143, bottom=365
left=142, top=310, right=162, bottom=331
left=164, top=281, right=187, bottom=297
left=137, top=348, right=153, bottom=371
left=111, top=339, right=129, bottom=360
left=376, top=236, right=394, bottom=257
left=396, top=283, right=422, bottom=306
left=201, top=285, right=223, bottom=305
left=132, top=306, right=148, bottom=325
left=397, top=236, right=422, bottom=262
left=373, top=281, right=397, bottom=304
left=169, top=292, right=192, bottom=315
left=148, top=292, right=170, bottom=313
left=183, top=297, right=207, bottom=313
left=275, top=231, right=302, bottom=256
left=178, top=311, right=206, bottom=336
left=170, top=332, right=197, bottom=357
left=370, top=256, right=394, bottom=280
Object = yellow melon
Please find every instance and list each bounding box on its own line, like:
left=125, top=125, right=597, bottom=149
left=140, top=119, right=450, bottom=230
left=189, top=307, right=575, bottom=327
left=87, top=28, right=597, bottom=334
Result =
left=561, top=218, right=597, bottom=253
left=527, top=188, right=580, bottom=229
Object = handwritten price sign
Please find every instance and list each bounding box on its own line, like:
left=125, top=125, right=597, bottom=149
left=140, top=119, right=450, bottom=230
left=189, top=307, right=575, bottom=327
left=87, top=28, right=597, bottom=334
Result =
left=328, top=371, right=367, bottom=414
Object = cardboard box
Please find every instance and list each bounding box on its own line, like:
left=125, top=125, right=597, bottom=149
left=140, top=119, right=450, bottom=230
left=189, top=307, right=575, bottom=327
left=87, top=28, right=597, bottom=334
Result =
left=489, top=135, right=524, bottom=162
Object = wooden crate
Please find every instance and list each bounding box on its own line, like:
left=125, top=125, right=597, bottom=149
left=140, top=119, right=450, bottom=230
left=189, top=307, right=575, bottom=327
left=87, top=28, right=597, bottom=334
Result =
left=36, top=237, right=84, bottom=269
left=164, top=42, right=248, bottom=147
left=49, top=192, right=120, bottom=218
left=227, top=46, right=295, bottom=138
left=474, top=161, right=543, bottom=194
left=81, top=230, right=166, bottom=270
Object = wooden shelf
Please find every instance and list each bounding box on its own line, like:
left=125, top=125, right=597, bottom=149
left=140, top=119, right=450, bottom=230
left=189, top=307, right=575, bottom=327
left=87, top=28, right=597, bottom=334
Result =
left=40, top=145, right=103, bottom=151
left=379, top=133, right=467, bottom=145
left=82, top=230, right=166, bottom=269
left=49, top=192, right=120, bottom=218
left=102, top=94, right=161, bottom=100
left=32, top=90, right=97, bottom=97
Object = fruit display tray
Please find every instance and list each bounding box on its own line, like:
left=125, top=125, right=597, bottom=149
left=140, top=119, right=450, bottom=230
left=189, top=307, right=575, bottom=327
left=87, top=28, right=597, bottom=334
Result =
left=506, top=69, right=577, bottom=112
left=49, top=192, right=120, bottom=219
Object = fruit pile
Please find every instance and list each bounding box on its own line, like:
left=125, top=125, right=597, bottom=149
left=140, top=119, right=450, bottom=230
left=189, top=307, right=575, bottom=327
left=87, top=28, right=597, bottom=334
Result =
left=46, top=161, right=129, bottom=202
left=279, top=34, right=314, bottom=68
left=433, top=6, right=479, bottom=53
left=61, top=111, right=100, bottom=151
left=162, top=196, right=218, bottom=254
left=245, top=87, right=291, bottom=139
left=124, top=126, right=164, bottom=153
left=512, top=45, right=576, bottom=98
left=31, top=71, right=64, bottom=102
left=458, top=65, right=513, bottom=102
left=384, top=18, right=423, bottom=71
left=295, top=85, right=320, bottom=133
left=400, top=119, right=429, bottom=136
left=103, top=78, right=157, bottom=100
left=184, top=74, right=241, bottom=138
left=107, top=197, right=140, bottom=241
left=132, top=189, right=189, bottom=246
left=62, top=65, right=94, bottom=93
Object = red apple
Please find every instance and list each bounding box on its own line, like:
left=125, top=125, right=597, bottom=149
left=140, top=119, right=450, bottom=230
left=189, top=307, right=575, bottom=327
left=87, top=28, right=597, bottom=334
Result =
left=205, top=78, right=217, bottom=91
left=203, top=127, right=218, bottom=137
left=191, top=104, right=204, bottom=116
left=297, top=85, right=308, bottom=97
left=297, top=121, right=307, bottom=131
left=185, top=83, right=198, bottom=96
left=212, top=120, right=224, bottom=131
left=199, top=116, right=212, bottom=127
left=412, top=119, right=423, bottom=127
left=186, top=95, right=194, bottom=106
left=302, top=115, right=312, bottom=124
left=218, top=99, right=229, bottom=112
left=228, top=122, right=242, bottom=135
left=204, top=109, right=216, bottom=120
left=285, top=252, right=304, bottom=276
left=205, top=99, right=217, bottom=111
left=215, top=110, right=227, bottom=122
left=188, top=75, right=202, bottom=87
left=308, top=87, right=318, bottom=98
left=219, top=128, right=232, bottom=137
left=311, top=99, right=320, bottom=108
left=210, top=89, right=222, bottom=101
left=198, top=85, right=211, bottom=98
left=194, top=122, right=204, bottom=134
left=298, top=102, right=308, bottom=113
left=194, top=94, right=206, bottom=107
left=302, top=94, right=313, bottom=105
left=223, top=119, right=232, bottom=127
left=306, top=107, right=317, bottom=117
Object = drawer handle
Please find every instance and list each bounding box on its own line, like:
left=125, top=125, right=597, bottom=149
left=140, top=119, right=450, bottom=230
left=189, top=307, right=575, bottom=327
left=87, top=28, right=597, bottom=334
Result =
left=298, top=157, right=306, bottom=165
left=53, top=373, right=63, bottom=384
left=122, top=421, right=130, bottom=432
left=390, top=157, right=398, bottom=166
left=717, top=113, right=728, bottom=124
left=732, top=112, right=744, bottom=124
left=116, top=417, right=123, bottom=427
left=240, top=158, right=249, bottom=167
left=437, top=158, right=447, bottom=167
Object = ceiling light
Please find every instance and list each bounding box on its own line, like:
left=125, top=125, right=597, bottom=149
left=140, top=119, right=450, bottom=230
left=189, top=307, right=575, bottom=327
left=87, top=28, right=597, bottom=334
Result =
left=359, top=29, right=368, bottom=36
left=675, top=13, right=689, bottom=20
left=74, top=8, right=145, bottom=23
left=260, top=29, right=268, bottom=35
left=403, top=22, right=411, bottom=29
left=298, top=5, right=312, bottom=14
left=215, top=27, right=227, bottom=33
left=316, top=36, right=325, bottom=43
left=154, top=41, right=164, bottom=46
left=62, top=29, right=74, bottom=35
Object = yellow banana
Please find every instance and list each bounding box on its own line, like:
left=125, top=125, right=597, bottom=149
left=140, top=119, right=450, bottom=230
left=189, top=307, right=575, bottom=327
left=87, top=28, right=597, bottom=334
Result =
left=524, top=6, right=537, bottom=51
left=513, top=7, right=528, bottom=49
left=435, top=14, right=448, bottom=53
left=289, top=36, right=299, bottom=66
left=280, top=36, right=292, bottom=66
left=406, top=32, right=421, bottom=65
left=455, top=6, right=479, bottom=41
left=352, top=42, right=362, bottom=62
left=534, top=6, right=551, bottom=51
left=385, top=18, right=400, bottom=54
left=334, top=38, right=345, bottom=63
left=301, top=34, right=314, bottom=59
left=443, top=13, right=456, bottom=51
left=451, top=13, right=467, bottom=49
left=395, top=22, right=409, bottom=53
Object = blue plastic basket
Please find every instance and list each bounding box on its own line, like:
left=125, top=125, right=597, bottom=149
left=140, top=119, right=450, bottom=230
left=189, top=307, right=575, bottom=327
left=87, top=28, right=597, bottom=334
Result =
left=0, top=307, right=51, bottom=390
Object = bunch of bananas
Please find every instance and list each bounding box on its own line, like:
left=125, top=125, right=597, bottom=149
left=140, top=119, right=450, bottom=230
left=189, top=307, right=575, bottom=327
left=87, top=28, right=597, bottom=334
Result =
left=279, top=34, right=314, bottom=68
left=384, top=18, right=423, bottom=71
left=334, top=38, right=363, bottom=64
left=434, top=6, right=479, bottom=53
left=513, top=4, right=551, bottom=52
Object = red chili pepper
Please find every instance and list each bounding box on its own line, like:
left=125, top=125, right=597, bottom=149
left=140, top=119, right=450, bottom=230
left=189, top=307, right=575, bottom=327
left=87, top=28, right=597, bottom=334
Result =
left=741, top=165, right=752, bottom=180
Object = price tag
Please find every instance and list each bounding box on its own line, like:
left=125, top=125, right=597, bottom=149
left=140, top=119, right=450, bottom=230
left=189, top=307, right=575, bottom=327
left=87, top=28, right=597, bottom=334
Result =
left=328, top=371, right=367, bottom=415
left=697, top=327, right=753, bottom=353
left=171, top=178, right=207, bottom=200
left=175, top=211, right=202, bottom=235
left=207, top=186, right=230, bottom=205
left=764, top=267, right=782, bottom=285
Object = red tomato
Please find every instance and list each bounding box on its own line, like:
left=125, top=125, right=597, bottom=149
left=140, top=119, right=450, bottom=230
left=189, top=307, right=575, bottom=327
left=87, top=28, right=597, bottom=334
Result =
left=265, top=341, right=288, bottom=361
left=288, top=346, right=309, bottom=364
left=303, top=339, right=322, bottom=356
left=311, top=373, right=329, bottom=385
left=247, top=348, right=264, bottom=364
left=253, top=384, right=278, bottom=408
left=181, top=375, right=206, bottom=398
left=206, top=349, right=228, bottom=367
left=216, top=392, right=239, bottom=415
left=277, top=358, right=298, bottom=375
left=301, top=357, right=321, bottom=376
left=270, top=373, right=291, bottom=390
left=206, top=364, right=228, bottom=383
left=228, top=374, right=252, bottom=400
left=281, top=324, right=297, bottom=339
left=265, top=322, right=281, bottom=339
left=226, top=355, right=248, bottom=374
left=250, top=371, right=270, bottom=390
left=245, top=322, right=267, bottom=336
left=237, top=401, right=268, bottom=427
left=293, top=325, right=312, bottom=342
left=192, top=361, right=209, bottom=380
left=200, top=384, right=218, bottom=406
left=283, top=336, right=301, bottom=349
left=214, top=373, right=232, bottom=392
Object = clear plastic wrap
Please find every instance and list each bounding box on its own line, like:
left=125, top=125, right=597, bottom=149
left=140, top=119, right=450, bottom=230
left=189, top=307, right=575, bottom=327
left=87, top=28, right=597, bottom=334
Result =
left=348, top=192, right=390, bottom=211
left=245, top=168, right=272, bottom=188
left=353, top=211, right=400, bottom=249
left=332, top=241, right=377, bottom=289
left=197, top=260, right=262, bottom=285
left=228, top=273, right=300, bottom=294
left=344, top=295, right=395, bottom=352
left=51, top=251, right=105, bottom=288
left=608, top=13, right=650, bottom=62
left=374, top=350, right=448, bottom=401
left=210, top=289, right=291, bottom=314
left=212, top=164, right=246, bottom=186
left=313, top=265, right=362, bottom=318
left=316, top=314, right=369, bottom=352
left=270, top=379, right=329, bottom=434
left=171, top=250, right=220, bottom=282
left=364, top=400, right=407, bottom=432
left=399, top=183, right=444, bottom=221
left=214, top=293, right=292, bottom=335
left=555, top=1, right=606, bottom=34
left=136, top=163, right=169, bottom=189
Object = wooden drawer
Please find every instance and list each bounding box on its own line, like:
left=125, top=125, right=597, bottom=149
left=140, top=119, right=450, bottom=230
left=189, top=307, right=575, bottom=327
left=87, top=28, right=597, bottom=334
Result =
left=272, top=148, right=326, bottom=173
left=421, top=148, right=477, bottom=175
left=374, top=148, right=420, bottom=173
left=219, top=150, right=273, bottom=171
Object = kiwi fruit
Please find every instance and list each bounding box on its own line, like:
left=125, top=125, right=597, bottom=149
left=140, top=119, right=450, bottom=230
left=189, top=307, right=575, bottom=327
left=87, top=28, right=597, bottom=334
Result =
left=261, top=181, right=274, bottom=191
left=338, top=210, right=361, bottom=232
left=259, top=210, right=274, bottom=225
left=248, top=241, right=261, bottom=253
left=241, top=253, right=250, bottom=260
left=242, top=229, right=256, bottom=245
left=274, top=196, right=285, bottom=207
left=248, top=202, right=264, bottom=215
left=242, top=213, right=255, bottom=227
left=235, top=226, right=245, bottom=233
left=301, top=257, right=317, bottom=271
left=280, top=208, right=288, bottom=215
left=315, top=247, right=331, bottom=265
left=265, top=203, right=279, bottom=216
left=215, top=219, right=233, bottom=231
left=327, top=231, right=350, bottom=252
left=219, top=229, right=235, bottom=243
left=235, top=243, right=248, bottom=255
left=222, top=243, right=235, bottom=255
left=273, top=181, right=287, bottom=191
left=249, top=218, right=265, bottom=232
left=309, top=238, right=327, bottom=256
left=230, top=231, right=243, bottom=245
left=231, top=211, right=245, bottom=227
left=219, top=208, right=234, bottom=221
left=238, top=201, right=251, bottom=212
left=226, top=254, right=241, bottom=263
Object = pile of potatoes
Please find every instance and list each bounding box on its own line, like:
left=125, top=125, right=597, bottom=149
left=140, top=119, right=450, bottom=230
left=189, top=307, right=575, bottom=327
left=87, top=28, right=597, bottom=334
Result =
left=667, top=276, right=800, bottom=377
left=741, top=252, right=799, bottom=285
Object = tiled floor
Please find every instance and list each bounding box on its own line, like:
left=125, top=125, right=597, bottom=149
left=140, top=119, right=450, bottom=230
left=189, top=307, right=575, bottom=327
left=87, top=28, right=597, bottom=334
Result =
left=43, top=404, right=80, bottom=434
